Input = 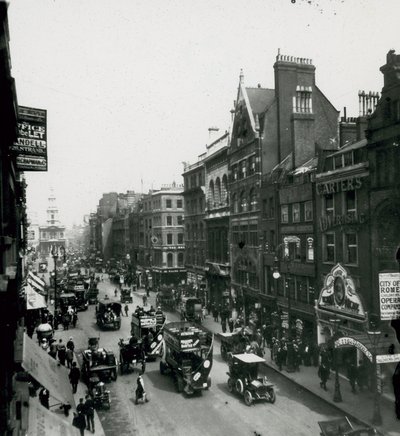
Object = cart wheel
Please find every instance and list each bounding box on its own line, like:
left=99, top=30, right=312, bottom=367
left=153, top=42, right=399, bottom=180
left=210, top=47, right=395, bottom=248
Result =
left=244, top=390, right=253, bottom=406
left=227, top=377, right=234, bottom=393
left=268, top=389, right=276, bottom=404
left=221, top=344, right=227, bottom=360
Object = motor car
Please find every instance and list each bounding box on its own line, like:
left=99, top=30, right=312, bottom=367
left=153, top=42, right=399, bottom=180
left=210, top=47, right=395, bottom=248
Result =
left=226, top=353, right=275, bottom=406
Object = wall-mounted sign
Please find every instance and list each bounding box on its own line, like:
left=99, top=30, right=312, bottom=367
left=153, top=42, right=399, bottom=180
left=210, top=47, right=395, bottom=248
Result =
left=379, top=272, right=400, bottom=320
left=319, top=213, right=366, bottom=232
left=10, top=106, right=47, bottom=171
left=334, top=336, right=373, bottom=362
left=317, top=176, right=363, bottom=195
left=376, top=353, right=400, bottom=364
left=318, top=263, right=366, bottom=318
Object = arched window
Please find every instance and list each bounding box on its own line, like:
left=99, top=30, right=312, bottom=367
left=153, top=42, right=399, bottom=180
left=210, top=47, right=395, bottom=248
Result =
left=167, top=252, right=173, bottom=267
left=209, top=180, right=215, bottom=208
left=215, top=177, right=221, bottom=206
left=249, top=189, right=258, bottom=211
left=222, top=174, right=228, bottom=205
left=177, top=252, right=184, bottom=267
left=232, top=193, right=238, bottom=213
left=239, top=191, right=247, bottom=212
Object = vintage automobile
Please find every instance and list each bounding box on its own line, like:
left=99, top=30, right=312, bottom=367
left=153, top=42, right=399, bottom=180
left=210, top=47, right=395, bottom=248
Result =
left=58, top=293, right=77, bottom=314
left=74, top=289, right=89, bottom=311
left=318, top=417, right=381, bottom=436
left=118, top=337, right=146, bottom=374
left=227, top=353, right=275, bottom=406
left=87, top=377, right=111, bottom=410
left=96, top=298, right=121, bottom=330
left=120, top=287, right=133, bottom=304
left=180, top=297, right=202, bottom=323
left=81, top=337, right=118, bottom=382
left=156, top=285, right=175, bottom=311
left=219, top=329, right=253, bottom=360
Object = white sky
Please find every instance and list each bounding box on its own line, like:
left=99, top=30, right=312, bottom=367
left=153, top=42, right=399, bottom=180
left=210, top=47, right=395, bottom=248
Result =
left=7, top=0, right=400, bottom=227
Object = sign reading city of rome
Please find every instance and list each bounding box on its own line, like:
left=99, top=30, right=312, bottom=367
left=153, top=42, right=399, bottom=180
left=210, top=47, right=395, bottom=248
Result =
left=318, top=263, right=366, bottom=318
left=10, top=106, right=47, bottom=171
left=379, top=272, right=400, bottom=320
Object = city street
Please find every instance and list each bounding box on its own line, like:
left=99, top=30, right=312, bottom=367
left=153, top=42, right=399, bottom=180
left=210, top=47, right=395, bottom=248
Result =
left=62, top=275, right=345, bottom=436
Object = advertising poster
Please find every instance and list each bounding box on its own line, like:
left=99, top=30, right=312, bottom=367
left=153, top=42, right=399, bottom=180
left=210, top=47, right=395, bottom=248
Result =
left=10, top=106, right=47, bottom=171
left=379, top=272, right=400, bottom=320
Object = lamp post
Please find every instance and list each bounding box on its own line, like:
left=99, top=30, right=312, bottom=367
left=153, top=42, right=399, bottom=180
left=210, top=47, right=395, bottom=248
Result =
left=330, top=317, right=342, bottom=403
left=367, top=326, right=382, bottom=426
left=51, top=245, right=66, bottom=314
left=273, top=249, right=295, bottom=372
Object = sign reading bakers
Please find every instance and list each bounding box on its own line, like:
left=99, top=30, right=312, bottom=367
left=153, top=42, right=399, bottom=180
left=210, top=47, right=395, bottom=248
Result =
left=10, top=106, right=47, bottom=171
left=379, top=272, right=400, bottom=320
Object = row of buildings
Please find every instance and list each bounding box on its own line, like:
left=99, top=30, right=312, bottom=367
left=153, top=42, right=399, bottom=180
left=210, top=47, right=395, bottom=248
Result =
left=88, top=50, right=400, bottom=395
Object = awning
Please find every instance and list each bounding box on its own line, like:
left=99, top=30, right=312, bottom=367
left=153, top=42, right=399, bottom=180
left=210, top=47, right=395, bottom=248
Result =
left=27, top=271, right=45, bottom=295
left=28, top=397, right=78, bottom=436
left=22, top=334, right=75, bottom=407
left=26, top=284, right=47, bottom=310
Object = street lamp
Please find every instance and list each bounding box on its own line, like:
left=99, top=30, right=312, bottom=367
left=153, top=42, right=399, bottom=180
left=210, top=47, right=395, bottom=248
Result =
left=273, top=248, right=295, bottom=372
left=51, top=245, right=66, bottom=314
left=367, top=320, right=382, bottom=426
left=330, top=317, right=342, bottom=403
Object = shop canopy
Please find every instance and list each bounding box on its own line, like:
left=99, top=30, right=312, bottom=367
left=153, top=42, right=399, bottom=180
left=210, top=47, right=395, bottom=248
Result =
left=335, top=333, right=400, bottom=364
left=22, top=334, right=75, bottom=407
left=25, top=284, right=47, bottom=310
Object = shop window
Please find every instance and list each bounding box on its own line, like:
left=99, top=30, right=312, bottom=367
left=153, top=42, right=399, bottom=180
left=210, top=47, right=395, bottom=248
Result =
left=167, top=234, right=173, bottom=245
left=166, top=216, right=172, bottom=226
left=304, top=200, right=313, bottom=221
left=281, top=205, right=289, bottom=223
left=292, top=203, right=300, bottom=223
left=344, top=232, right=358, bottom=265
left=345, top=190, right=356, bottom=215
left=324, top=193, right=334, bottom=216
left=323, top=233, right=335, bottom=263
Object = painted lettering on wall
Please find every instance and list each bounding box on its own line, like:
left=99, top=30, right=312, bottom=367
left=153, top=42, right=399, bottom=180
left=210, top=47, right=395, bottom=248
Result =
left=319, top=213, right=366, bottom=231
left=317, top=176, right=363, bottom=195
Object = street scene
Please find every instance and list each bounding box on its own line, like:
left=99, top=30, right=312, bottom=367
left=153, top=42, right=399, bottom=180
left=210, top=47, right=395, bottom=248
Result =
left=2, top=0, right=400, bottom=436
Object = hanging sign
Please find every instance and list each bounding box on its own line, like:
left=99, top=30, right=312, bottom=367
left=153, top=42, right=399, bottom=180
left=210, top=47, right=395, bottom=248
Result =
left=379, top=272, right=400, bottom=320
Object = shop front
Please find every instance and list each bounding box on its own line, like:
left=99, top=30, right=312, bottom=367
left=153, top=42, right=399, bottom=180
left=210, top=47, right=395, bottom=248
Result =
left=152, top=267, right=186, bottom=287
left=205, top=262, right=230, bottom=308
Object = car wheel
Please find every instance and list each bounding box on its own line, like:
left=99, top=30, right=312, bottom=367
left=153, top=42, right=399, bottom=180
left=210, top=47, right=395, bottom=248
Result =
left=244, top=390, right=253, bottom=406
left=227, top=377, right=234, bottom=393
left=235, top=378, right=244, bottom=394
left=268, top=389, right=276, bottom=404
left=176, top=376, right=184, bottom=393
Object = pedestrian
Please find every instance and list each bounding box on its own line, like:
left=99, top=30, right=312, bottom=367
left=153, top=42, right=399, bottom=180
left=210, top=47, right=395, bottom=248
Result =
left=212, top=303, right=219, bottom=322
left=62, top=314, right=69, bottom=330
left=135, top=375, right=149, bottom=404
left=347, top=360, right=358, bottom=393
left=124, top=304, right=129, bottom=317
left=72, top=411, right=86, bottom=436
left=67, top=336, right=75, bottom=352
left=114, top=288, right=118, bottom=297
left=76, top=397, right=85, bottom=415
left=84, top=395, right=95, bottom=433
left=57, top=339, right=67, bottom=366
left=221, top=317, right=227, bottom=333
left=48, top=339, right=58, bottom=359
left=69, top=362, right=81, bottom=394
left=39, top=387, right=49, bottom=409
left=72, top=311, right=78, bottom=328
left=318, top=362, right=329, bottom=391
left=142, top=295, right=147, bottom=306
left=228, top=317, right=234, bottom=333
left=66, top=347, right=74, bottom=369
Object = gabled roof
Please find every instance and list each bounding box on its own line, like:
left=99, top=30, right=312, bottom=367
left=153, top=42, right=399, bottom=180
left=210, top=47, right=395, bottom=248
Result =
left=290, top=156, right=318, bottom=175
left=245, top=87, right=275, bottom=115
left=329, top=138, right=367, bottom=156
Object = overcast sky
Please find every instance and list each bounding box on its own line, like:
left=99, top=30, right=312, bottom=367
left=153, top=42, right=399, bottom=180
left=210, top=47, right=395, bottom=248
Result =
left=7, top=0, right=400, bottom=227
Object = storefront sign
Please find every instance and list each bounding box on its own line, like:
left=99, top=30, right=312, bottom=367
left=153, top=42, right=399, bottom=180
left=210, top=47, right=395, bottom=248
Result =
left=334, top=337, right=373, bottom=362
left=376, top=353, right=400, bottom=364
left=319, top=213, right=366, bottom=232
left=379, top=272, right=400, bottom=320
left=318, top=264, right=366, bottom=318
left=11, top=106, right=48, bottom=171
left=317, top=176, right=363, bottom=195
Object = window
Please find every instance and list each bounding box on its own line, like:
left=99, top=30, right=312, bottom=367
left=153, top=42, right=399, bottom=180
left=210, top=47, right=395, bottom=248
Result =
left=166, top=216, right=172, bottom=226
left=177, top=215, right=183, bottom=225
left=178, top=233, right=184, bottom=244
left=292, top=203, right=300, bottom=223
left=249, top=225, right=258, bottom=247
left=269, top=230, right=275, bottom=252
left=177, top=199, right=183, bottom=208
left=334, top=154, right=343, bottom=169
left=262, top=199, right=268, bottom=216
left=239, top=191, right=248, bottom=212
left=343, top=152, right=353, bottom=167
left=269, top=197, right=275, bottom=218
left=344, top=232, right=358, bottom=265
left=281, top=205, right=289, bottom=223
left=232, top=193, right=238, bottom=213
left=167, top=234, right=173, bottom=245
left=345, top=190, right=356, bottom=214
left=306, top=237, right=314, bottom=261
left=304, top=201, right=313, bottom=221
left=167, top=253, right=173, bottom=267
left=248, top=155, right=256, bottom=175
left=177, top=252, right=184, bottom=267
left=232, top=165, right=238, bottom=181
left=324, top=194, right=334, bottom=216
left=166, top=199, right=172, bottom=208
left=249, top=189, right=258, bottom=211
left=324, top=233, right=335, bottom=262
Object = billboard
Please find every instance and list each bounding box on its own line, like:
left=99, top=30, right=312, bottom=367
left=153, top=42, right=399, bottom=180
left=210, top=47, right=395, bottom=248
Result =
left=10, top=106, right=47, bottom=171
left=379, top=272, right=400, bottom=320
